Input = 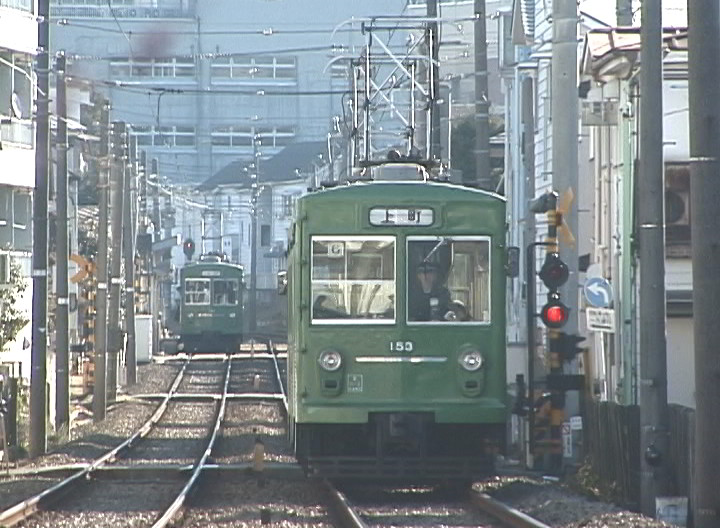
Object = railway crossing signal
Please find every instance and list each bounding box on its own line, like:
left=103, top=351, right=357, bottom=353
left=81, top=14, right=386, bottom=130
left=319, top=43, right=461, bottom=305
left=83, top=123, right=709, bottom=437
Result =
left=538, top=252, right=570, bottom=329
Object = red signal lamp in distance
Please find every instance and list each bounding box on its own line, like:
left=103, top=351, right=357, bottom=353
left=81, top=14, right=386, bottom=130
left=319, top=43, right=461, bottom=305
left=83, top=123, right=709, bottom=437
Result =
left=540, top=295, right=570, bottom=328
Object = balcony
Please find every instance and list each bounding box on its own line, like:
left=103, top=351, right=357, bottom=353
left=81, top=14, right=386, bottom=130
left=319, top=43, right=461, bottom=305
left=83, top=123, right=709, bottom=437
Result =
left=0, top=119, right=34, bottom=149
left=0, top=0, right=33, bottom=13
left=50, top=2, right=194, bottom=19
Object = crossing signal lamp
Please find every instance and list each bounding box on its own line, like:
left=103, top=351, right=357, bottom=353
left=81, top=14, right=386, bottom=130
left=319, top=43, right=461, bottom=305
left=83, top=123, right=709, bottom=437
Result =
left=539, top=252, right=570, bottom=328
left=183, top=238, right=195, bottom=260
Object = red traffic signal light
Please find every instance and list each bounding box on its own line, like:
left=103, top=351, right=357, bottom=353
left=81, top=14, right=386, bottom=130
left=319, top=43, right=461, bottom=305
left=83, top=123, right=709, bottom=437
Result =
left=538, top=252, right=569, bottom=290
left=183, top=238, right=195, bottom=260
left=540, top=294, right=570, bottom=328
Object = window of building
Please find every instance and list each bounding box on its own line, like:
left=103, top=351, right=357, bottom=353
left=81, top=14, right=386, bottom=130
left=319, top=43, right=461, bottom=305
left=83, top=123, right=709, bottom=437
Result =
left=109, top=57, right=196, bottom=79
left=211, top=126, right=295, bottom=149
left=211, top=55, right=297, bottom=84
left=281, top=194, right=296, bottom=217
left=131, top=125, right=195, bottom=148
left=260, top=225, right=271, bottom=247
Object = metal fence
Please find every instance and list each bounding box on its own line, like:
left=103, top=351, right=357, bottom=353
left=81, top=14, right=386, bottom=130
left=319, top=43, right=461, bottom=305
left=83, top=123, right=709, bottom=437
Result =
left=585, top=400, right=695, bottom=512
left=0, top=0, right=33, bottom=12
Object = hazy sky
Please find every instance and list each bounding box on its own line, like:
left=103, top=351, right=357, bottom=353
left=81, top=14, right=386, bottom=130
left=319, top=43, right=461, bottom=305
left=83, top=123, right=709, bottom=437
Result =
left=578, top=0, right=688, bottom=27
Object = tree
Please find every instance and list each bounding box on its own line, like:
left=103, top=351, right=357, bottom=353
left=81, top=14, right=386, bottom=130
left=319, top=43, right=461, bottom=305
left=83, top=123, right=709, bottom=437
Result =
left=0, top=262, right=30, bottom=351
left=451, top=115, right=505, bottom=191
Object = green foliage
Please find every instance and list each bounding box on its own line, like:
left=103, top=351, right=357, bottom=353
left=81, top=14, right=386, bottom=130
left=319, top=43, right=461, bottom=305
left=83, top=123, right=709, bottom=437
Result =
left=450, top=114, right=505, bottom=189
left=0, top=263, right=29, bottom=352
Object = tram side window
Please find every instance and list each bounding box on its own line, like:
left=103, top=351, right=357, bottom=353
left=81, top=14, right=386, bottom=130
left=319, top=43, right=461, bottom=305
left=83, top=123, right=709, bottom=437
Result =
left=213, top=279, right=239, bottom=305
left=311, top=236, right=396, bottom=323
left=185, top=279, right=211, bottom=305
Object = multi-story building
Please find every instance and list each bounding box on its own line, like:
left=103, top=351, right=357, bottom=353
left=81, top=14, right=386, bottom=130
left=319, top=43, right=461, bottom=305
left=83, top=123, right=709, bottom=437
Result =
left=0, top=0, right=38, bottom=381
left=50, top=0, right=407, bottom=186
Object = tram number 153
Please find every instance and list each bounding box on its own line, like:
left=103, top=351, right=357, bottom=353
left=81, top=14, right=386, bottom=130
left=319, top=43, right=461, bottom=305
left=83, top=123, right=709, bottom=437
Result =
left=390, top=341, right=414, bottom=352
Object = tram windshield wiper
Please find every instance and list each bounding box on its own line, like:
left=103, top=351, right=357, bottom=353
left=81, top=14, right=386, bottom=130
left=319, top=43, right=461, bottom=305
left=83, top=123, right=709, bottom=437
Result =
left=422, top=237, right=449, bottom=263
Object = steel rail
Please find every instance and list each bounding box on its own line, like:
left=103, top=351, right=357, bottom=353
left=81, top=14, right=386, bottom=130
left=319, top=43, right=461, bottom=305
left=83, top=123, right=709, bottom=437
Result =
left=322, top=479, right=369, bottom=528
left=151, top=352, right=233, bottom=528
left=469, top=491, right=552, bottom=528
left=0, top=359, right=190, bottom=527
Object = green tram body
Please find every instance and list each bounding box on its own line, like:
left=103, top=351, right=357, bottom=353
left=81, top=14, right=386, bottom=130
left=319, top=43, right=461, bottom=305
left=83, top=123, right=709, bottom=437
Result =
left=286, top=179, right=508, bottom=482
left=179, top=259, right=244, bottom=353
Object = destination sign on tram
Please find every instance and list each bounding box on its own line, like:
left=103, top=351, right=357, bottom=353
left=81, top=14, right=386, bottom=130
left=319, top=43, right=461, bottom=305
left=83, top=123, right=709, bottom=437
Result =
left=369, top=207, right=433, bottom=226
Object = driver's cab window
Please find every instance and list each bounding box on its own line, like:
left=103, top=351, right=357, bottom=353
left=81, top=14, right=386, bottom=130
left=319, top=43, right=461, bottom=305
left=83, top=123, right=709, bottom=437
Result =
left=407, top=236, right=490, bottom=323
left=311, top=236, right=396, bottom=324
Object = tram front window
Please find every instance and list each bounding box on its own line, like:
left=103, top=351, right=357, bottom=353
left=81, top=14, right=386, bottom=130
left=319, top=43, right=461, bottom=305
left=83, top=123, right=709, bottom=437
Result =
left=407, top=237, right=491, bottom=323
left=311, top=236, right=396, bottom=324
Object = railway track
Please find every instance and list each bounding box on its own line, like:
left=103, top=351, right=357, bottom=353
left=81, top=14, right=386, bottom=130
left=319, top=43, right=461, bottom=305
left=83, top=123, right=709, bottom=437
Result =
left=322, top=480, right=552, bottom=528
left=1, top=341, right=554, bottom=528
left=0, top=340, right=289, bottom=528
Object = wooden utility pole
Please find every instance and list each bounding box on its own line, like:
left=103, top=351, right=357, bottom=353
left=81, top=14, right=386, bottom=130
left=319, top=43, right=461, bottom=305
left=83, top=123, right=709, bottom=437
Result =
left=638, top=0, right=672, bottom=515
left=55, top=51, right=70, bottom=432
left=30, top=0, right=50, bottom=457
left=688, top=1, right=720, bottom=525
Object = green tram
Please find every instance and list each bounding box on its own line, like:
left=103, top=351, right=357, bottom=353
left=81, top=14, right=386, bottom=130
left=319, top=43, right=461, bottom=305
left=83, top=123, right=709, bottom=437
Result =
left=178, top=255, right=244, bottom=353
left=283, top=165, right=509, bottom=482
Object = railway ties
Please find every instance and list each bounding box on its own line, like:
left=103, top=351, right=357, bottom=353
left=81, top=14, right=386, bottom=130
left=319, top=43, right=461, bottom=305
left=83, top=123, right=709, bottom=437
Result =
left=0, top=345, right=292, bottom=527
left=321, top=479, right=553, bottom=528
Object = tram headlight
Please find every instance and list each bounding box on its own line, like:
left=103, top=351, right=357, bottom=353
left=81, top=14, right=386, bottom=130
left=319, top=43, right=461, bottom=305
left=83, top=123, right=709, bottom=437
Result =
left=318, top=349, right=343, bottom=372
left=459, top=348, right=484, bottom=372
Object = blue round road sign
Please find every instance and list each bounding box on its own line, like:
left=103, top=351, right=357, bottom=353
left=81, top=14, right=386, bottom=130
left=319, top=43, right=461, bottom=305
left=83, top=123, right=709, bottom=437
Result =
left=584, top=277, right=613, bottom=308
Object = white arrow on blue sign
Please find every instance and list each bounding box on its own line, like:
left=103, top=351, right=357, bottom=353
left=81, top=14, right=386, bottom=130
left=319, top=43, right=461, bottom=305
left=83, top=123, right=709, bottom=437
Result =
left=584, top=277, right=613, bottom=308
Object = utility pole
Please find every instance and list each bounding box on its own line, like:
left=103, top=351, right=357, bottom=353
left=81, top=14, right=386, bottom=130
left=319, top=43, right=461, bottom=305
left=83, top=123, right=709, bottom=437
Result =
left=473, top=0, right=491, bottom=188
left=30, top=0, right=50, bottom=457
left=688, top=1, right=720, bottom=525
left=639, top=0, right=672, bottom=515
left=616, top=0, right=633, bottom=25
left=125, top=136, right=138, bottom=385
left=55, top=51, right=70, bottom=433
left=248, top=136, right=260, bottom=334
left=427, top=0, right=441, bottom=161
left=107, top=122, right=126, bottom=402
left=551, top=0, right=579, bottom=336
left=93, top=96, right=110, bottom=423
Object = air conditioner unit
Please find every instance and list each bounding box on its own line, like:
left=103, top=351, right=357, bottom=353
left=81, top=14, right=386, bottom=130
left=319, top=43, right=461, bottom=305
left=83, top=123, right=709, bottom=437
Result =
left=665, top=189, right=689, bottom=226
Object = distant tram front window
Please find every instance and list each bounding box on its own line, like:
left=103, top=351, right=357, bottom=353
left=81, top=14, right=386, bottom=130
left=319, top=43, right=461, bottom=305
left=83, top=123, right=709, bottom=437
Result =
left=311, top=236, right=396, bottom=324
left=407, top=237, right=491, bottom=324
left=213, top=279, right=239, bottom=305
left=185, top=279, right=211, bottom=305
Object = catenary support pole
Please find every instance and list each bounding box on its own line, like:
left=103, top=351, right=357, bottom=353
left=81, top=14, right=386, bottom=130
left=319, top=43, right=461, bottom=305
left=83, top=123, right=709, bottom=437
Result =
left=473, top=0, right=491, bottom=187
left=30, top=0, right=50, bottom=458
left=125, top=136, right=138, bottom=385
left=427, top=0, right=441, bottom=161
left=687, top=1, right=720, bottom=525
left=107, top=122, right=125, bottom=403
left=93, top=98, right=110, bottom=423
left=55, top=51, right=70, bottom=433
left=638, top=0, right=672, bottom=515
